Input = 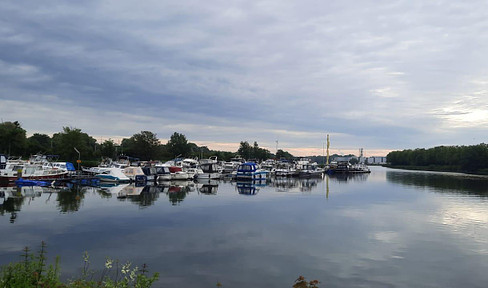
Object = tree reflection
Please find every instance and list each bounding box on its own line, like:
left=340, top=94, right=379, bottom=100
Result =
left=127, top=185, right=161, bottom=207
left=327, top=173, right=370, bottom=183
left=166, top=181, right=194, bottom=205
left=386, top=171, right=488, bottom=197
left=56, top=186, right=85, bottom=213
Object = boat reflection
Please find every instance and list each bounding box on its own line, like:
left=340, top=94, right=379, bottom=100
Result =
left=236, top=180, right=267, bottom=195
left=165, top=180, right=195, bottom=205
left=195, top=179, right=219, bottom=195
left=269, top=177, right=322, bottom=193
left=99, top=183, right=131, bottom=198
left=327, top=172, right=370, bottom=183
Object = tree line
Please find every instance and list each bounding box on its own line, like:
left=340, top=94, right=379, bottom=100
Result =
left=386, top=144, right=488, bottom=174
left=0, top=121, right=297, bottom=164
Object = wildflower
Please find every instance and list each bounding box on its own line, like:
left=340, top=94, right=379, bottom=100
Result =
left=121, top=261, right=131, bottom=275
left=83, top=251, right=89, bottom=263
left=105, top=258, right=113, bottom=269
left=130, top=266, right=138, bottom=281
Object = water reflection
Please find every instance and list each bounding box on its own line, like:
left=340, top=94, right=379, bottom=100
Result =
left=124, top=185, right=162, bottom=207
left=165, top=181, right=195, bottom=205
left=55, top=186, right=85, bottom=213
left=195, top=179, right=219, bottom=195
left=327, top=172, right=370, bottom=183
left=0, top=186, right=25, bottom=223
left=386, top=170, right=488, bottom=197
left=98, top=183, right=130, bottom=198
left=269, top=177, right=322, bottom=193
left=236, top=180, right=267, bottom=195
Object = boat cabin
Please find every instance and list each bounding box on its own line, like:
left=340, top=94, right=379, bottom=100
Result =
left=0, top=154, right=6, bottom=170
left=237, top=163, right=258, bottom=172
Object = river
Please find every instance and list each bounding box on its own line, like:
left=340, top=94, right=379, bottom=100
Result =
left=1, top=166, right=487, bottom=288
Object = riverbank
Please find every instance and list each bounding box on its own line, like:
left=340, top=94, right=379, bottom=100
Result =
left=382, top=164, right=488, bottom=176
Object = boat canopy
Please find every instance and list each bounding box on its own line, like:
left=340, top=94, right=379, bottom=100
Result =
left=66, top=162, right=76, bottom=171
left=237, top=163, right=258, bottom=172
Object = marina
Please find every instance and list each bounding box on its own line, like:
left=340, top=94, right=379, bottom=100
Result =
left=1, top=167, right=488, bottom=287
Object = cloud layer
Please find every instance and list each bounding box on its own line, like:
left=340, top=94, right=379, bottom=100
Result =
left=1, top=0, right=488, bottom=156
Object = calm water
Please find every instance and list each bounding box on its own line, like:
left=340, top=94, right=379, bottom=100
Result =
left=1, top=166, right=488, bottom=288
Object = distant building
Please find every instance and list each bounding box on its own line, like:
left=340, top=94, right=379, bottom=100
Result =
left=366, top=156, right=387, bottom=165
left=334, top=156, right=356, bottom=162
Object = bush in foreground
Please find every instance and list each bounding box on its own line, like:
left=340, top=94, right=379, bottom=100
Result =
left=0, top=242, right=159, bottom=288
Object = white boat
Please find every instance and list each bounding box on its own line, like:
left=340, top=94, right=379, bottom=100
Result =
left=195, top=163, right=221, bottom=180
left=169, top=166, right=190, bottom=180
left=0, top=162, right=68, bottom=182
left=123, top=166, right=147, bottom=183
left=162, top=159, right=195, bottom=179
left=51, top=162, right=77, bottom=174
left=274, top=162, right=296, bottom=177
left=298, top=163, right=324, bottom=178
left=95, top=167, right=130, bottom=183
left=222, top=156, right=245, bottom=174
left=155, top=166, right=171, bottom=181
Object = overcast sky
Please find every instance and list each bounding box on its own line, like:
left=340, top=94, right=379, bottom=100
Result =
left=1, top=0, right=487, bottom=156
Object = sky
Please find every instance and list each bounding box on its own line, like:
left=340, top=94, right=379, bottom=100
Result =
left=1, top=0, right=487, bottom=157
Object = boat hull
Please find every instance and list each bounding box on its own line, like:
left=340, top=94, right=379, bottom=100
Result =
left=0, top=172, right=68, bottom=182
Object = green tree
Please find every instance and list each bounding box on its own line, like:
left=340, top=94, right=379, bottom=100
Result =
left=26, top=133, right=52, bottom=155
left=52, top=127, right=96, bottom=163
left=166, top=132, right=190, bottom=158
left=237, top=141, right=272, bottom=161
left=99, top=139, right=117, bottom=159
left=0, top=121, right=27, bottom=156
left=121, top=131, right=161, bottom=160
left=237, top=141, right=252, bottom=160
left=276, top=149, right=294, bottom=160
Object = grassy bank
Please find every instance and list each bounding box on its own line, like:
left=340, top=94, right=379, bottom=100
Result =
left=0, top=242, right=159, bottom=288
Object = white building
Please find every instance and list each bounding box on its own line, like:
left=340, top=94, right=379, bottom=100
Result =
left=366, top=156, right=387, bottom=165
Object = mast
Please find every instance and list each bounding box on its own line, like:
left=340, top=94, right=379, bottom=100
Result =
left=326, top=134, right=330, bottom=165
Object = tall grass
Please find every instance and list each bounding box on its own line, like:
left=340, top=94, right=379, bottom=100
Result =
left=0, top=242, right=159, bottom=288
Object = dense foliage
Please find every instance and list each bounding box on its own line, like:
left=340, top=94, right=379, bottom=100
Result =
left=387, top=144, right=488, bottom=174
left=237, top=141, right=273, bottom=161
left=0, top=121, right=295, bottom=163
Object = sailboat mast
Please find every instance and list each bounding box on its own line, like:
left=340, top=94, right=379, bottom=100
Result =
left=326, top=134, right=330, bottom=165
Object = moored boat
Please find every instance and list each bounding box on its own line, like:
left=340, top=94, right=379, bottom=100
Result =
left=235, top=162, right=269, bottom=181
left=95, top=167, right=130, bottom=183
left=195, top=162, right=221, bottom=180
left=0, top=162, right=68, bottom=182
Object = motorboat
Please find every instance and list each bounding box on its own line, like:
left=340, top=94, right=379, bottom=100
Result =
left=155, top=165, right=171, bottom=181
left=95, top=167, right=130, bottom=183
left=169, top=166, right=190, bottom=180
left=298, top=163, right=324, bottom=178
left=327, top=161, right=371, bottom=174
left=0, top=162, right=68, bottom=182
left=235, top=162, right=269, bottom=181
left=142, top=166, right=158, bottom=182
left=274, top=162, right=296, bottom=177
left=195, top=163, right=221, bottom=180
left=123, top=166, right=147, bottom=184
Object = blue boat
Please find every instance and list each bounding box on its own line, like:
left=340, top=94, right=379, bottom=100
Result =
left=15, top=178, right=52, bottom=187
left=235, top=163, right=269, bottom=181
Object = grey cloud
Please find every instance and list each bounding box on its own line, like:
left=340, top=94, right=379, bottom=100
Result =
left=1, top=0, right=488, bottom=154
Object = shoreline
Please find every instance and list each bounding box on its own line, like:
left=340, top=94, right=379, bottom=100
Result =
left=382, top=164, right=488, bottom=177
